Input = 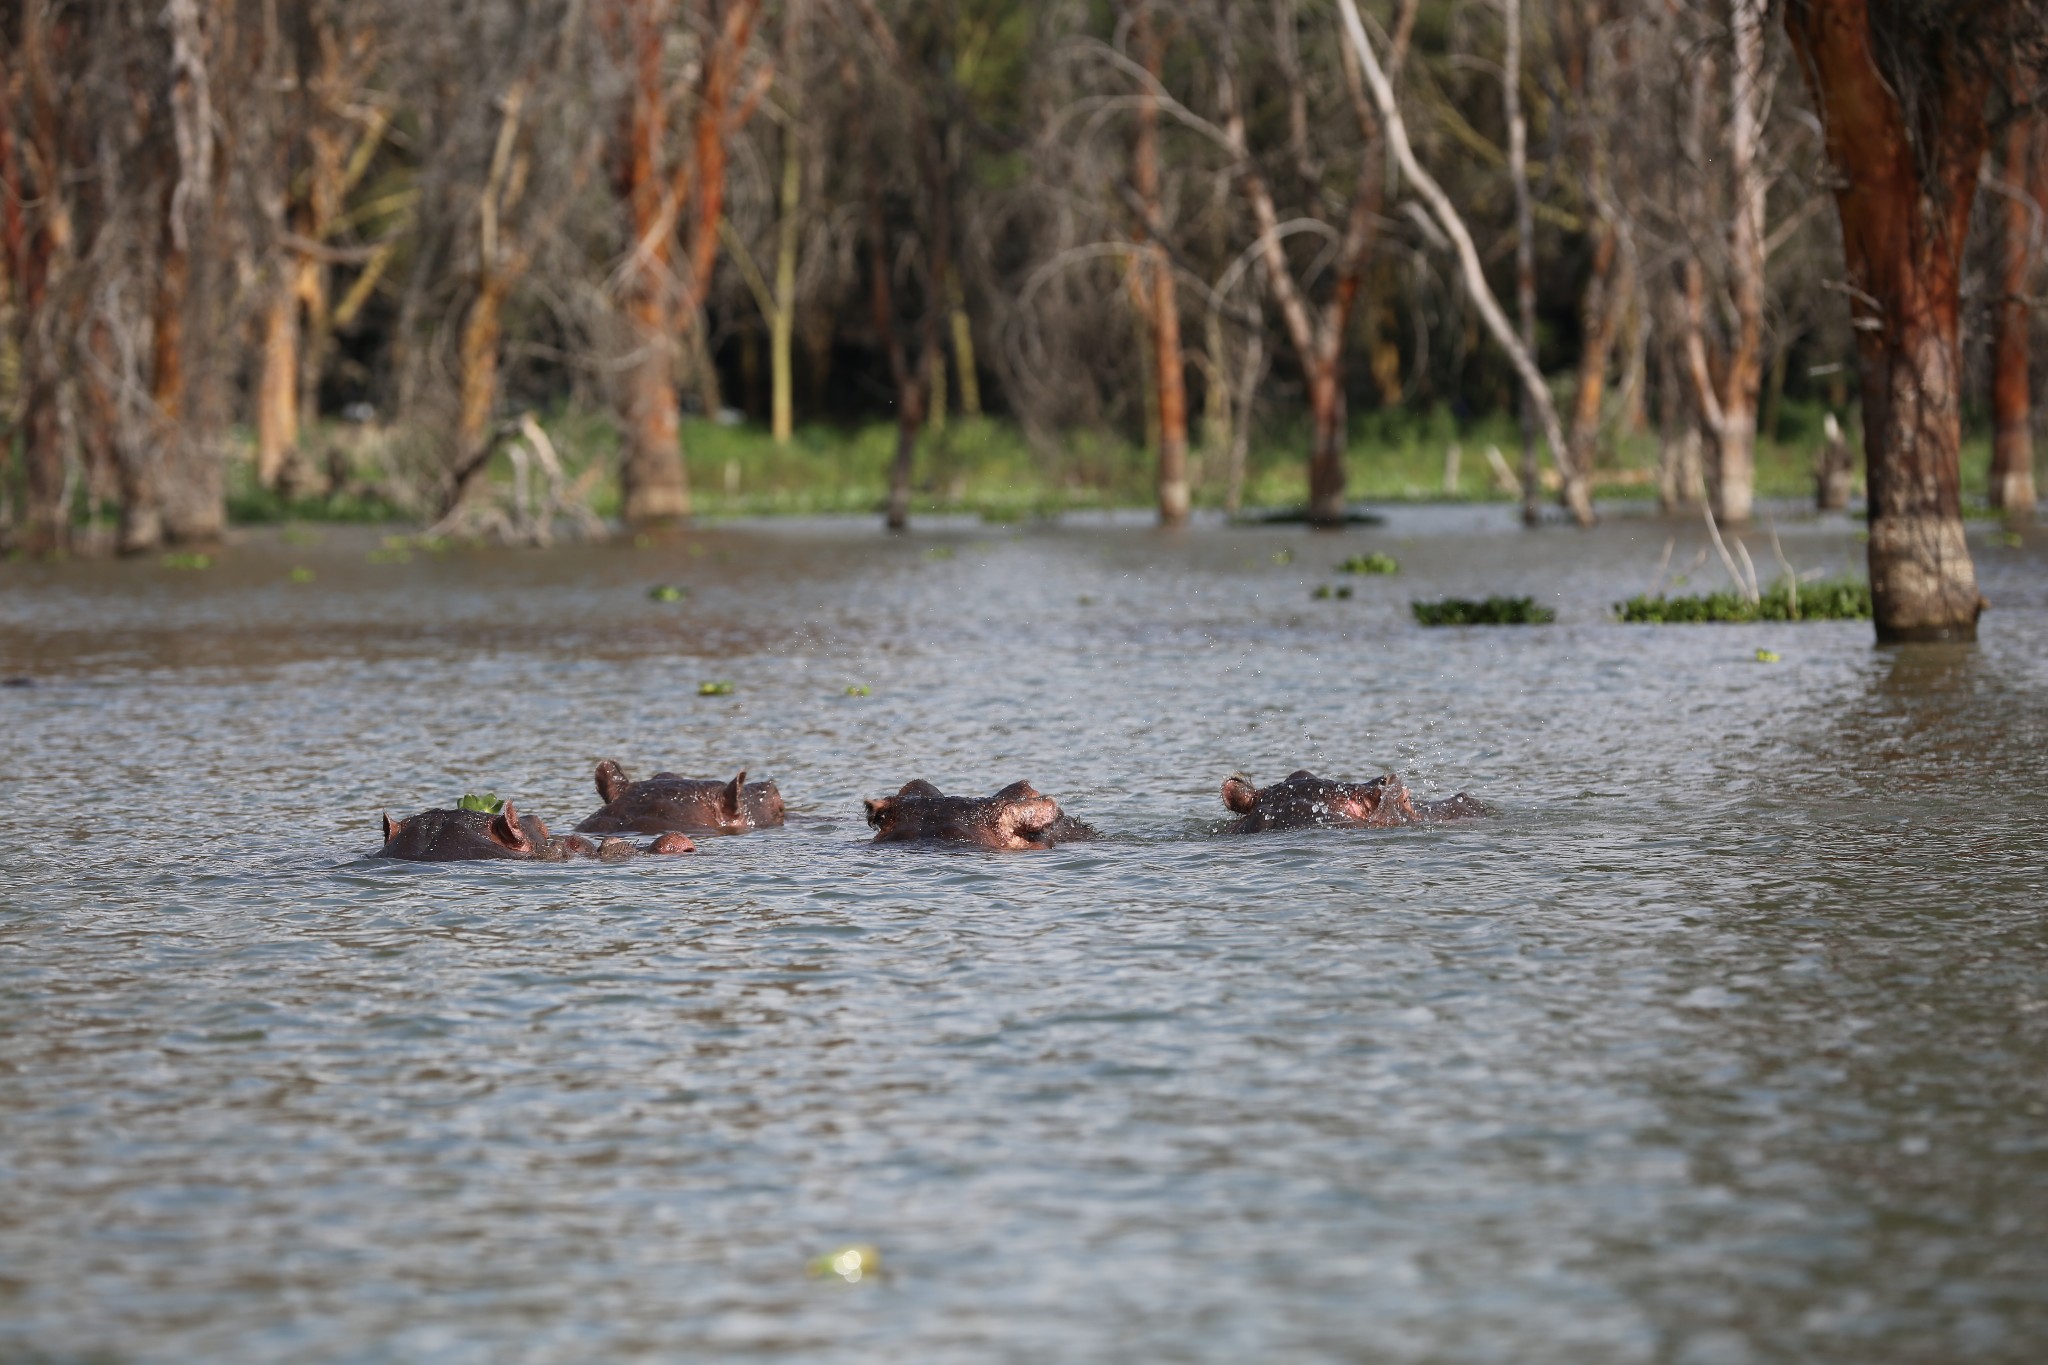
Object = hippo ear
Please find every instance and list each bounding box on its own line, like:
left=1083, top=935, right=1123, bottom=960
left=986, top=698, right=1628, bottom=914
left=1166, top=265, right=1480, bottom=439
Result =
left=863, top=797, right=893, bottom=828
left=1285, top=769, right=1317, bottom=783
left=993, top=780, right=1041, bottom=802
left=596, top=760, right=628, bottom=804
left=898, top=779, right=942, bottom=798
left=490, top=802, right=534, bottom=853
left=1223, top=776, right=1259, bottom=813
left=723, top=771, right=747, bottom=817
left=381, top=812, right=398, bottom=842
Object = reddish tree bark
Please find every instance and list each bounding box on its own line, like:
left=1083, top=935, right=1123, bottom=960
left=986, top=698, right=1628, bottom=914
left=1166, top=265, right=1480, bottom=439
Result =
left=7, top=3, right=74, bottom=556
left=1131, top=4, right=1189, bottom=526
left=1991, top=117, right=2038, bottom=517
left=1785, top=0, right=1990, bottom=641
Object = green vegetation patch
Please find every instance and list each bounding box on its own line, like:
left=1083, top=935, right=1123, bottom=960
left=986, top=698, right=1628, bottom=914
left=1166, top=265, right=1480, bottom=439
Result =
left=1412, top=595, right=1556, bottom=626
left=456, top=793, right=504, bottom=814
left=1311, top=584, right=1354, bottom=600
left=844, top=684, right=872, bottom=697
left=1614, top=578, right=1871, bottom=623
left=648, top=584, right=688, bottom=602
left=1338, top=552, right=1400, bottom=575
left=698, top=680, right=736, bottom=696
left=161, top=552, right=213, bottom=570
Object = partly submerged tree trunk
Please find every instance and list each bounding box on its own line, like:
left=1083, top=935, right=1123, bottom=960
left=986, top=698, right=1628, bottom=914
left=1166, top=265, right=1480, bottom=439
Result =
left=1564, top=217, right=1622, bottom=516
left=1786, top=0, right=1986, bottom=642
left=1503, top=0, right=1542, bottom=526
left=1991, top=117, right=2037, bottom=519
left=1709, top=0, right=1769, bottom=526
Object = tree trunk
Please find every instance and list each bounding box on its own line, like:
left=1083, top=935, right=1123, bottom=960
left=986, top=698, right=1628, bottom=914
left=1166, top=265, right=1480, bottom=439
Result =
left=1133, top=3, right=1189, bottom=526
left=1785, top=0, right=1985, bottom=642
left=612, top=0, right=690, bottom=526
left=770, top=117, right=800, bottom=445
left=20, top=362, right=67, bottom=557
left=1503, top=0, right=1542, bottom=526
left=445, top=274, right=510, bottom=516
left=886, top=374, right=923, bottom=531
left=1709, top=0, right=1769, bottom=526
left=256, top=275, right=299, bottom=490
left=1564, top=218, right=1621, bottom=515
left=1306, top=354, right=1347, bottom=523
left=1991, top=117, right=2037, bottom=519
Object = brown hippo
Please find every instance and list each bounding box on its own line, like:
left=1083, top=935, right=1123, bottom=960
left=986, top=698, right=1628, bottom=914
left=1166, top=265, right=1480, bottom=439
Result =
left=575, top=760, right=786, bottom=837
left=863, top=779, right=1096, bottom=850
left=377, top=802, right=696, bottom=862
left=1221, top=770, right=1488, bottom=833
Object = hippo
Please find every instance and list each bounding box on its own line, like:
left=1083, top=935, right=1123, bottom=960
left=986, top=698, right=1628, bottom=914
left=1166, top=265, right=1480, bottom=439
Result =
left=863, top=779, right=1096, bottom=850
left=1220, top=770, right=1489, bottom=833
left=377, top=802, right=696, bottom=862
left=575, top=760, right=786, bottom=837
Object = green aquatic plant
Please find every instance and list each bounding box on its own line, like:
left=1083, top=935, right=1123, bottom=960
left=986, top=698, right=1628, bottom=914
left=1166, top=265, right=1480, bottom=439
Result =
left=923, top=545, right=956, bottom=561
left=648, top=584, right=688, bottom=602
left=1755, top=648, right=1781, bottom=663
left=698, top=680, right=736, bottom=696
left=844, top=685, right=872, bottom=697
left=1311, top=584, right=1354, bottom=600
left=1337, top=552, right=1399, bottom=575
left=162, top=552, right=213, bottom=570
left=1411, top=595, right=1555, bottom=626
left=456, top=793, right=504, bottom=814
left=1614, top=578, right=1871, bottom=623
left=1270, top=548, right=1295, bottom=566
left=288, top=567, right=315, bottom=584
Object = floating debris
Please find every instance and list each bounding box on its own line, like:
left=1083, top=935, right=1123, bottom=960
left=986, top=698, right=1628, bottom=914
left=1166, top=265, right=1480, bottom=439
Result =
left=1337, top=552, right=1399, bottom=575
left=808, top=1244, right=882, bottom=1284
left=698, top=681, right=736, bottom=696
left=1411, top=596, right=1555, bottom=626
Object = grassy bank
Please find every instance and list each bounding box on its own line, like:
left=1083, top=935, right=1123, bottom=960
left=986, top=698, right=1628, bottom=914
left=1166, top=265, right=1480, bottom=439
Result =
left=217, top=398, right=2021, bottom=527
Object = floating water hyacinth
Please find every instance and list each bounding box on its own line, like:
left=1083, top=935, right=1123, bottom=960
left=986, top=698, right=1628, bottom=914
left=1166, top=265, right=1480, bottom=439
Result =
left=1338, top=552, right=1399, bottom=575
left=1311, top=584, right=1353, bottom=600
left=698, top=681, right=736, bottom=696
left=808, top=1245, right=881, bottom=1284
left=1755, top=649, right=1781, bottom=663
left=455, top=793, right=504, bottom=814
left=648, top=584, right=688, bottom=602
left=1412, top=595, right=1555, bottom=626
left=845, top=685, right=872, bottom=697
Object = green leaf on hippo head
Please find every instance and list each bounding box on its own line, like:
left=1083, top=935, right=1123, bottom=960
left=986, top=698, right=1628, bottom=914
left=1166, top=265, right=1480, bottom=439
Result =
left=456, top=793, right=504, bottom=814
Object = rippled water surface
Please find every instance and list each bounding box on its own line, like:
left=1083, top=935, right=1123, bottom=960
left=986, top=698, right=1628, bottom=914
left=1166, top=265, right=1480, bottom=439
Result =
left=4, top=507, right=2047, bottom=1363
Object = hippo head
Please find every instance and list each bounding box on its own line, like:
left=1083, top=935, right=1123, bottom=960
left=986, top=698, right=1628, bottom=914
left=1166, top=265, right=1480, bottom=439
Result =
left=378, top=802, right=552, bottom=860
left=1221, top=770, right=1418, bottom=832
left=581, top=761, right=785, bottom=836
left=863, top=779, right=1088, bottom=850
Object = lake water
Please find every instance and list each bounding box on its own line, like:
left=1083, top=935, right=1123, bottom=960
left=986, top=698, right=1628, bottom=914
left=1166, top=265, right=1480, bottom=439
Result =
left=3, top=505, right=2045, bottom=1363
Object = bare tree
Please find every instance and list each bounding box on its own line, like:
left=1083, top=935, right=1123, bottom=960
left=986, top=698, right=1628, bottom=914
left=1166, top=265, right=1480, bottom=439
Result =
left=1990, top=112, right=2041, bottom=518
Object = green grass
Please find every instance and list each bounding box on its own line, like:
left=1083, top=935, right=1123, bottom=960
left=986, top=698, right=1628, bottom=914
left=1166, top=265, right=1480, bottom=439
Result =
left=1614, top=578, right=1873, bottom=623
left=1411, top=596, right=1556, bottom=626
left=198, top=396, right=2034, bottom=527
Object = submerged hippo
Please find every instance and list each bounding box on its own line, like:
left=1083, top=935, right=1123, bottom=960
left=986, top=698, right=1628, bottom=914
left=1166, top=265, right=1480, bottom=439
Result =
left=863, top=779, right=1096, bottom=850
left=377, top=802, right=696, bottom=862
left=1221, top=770, right=1488, bottom=833
left=575, top=760, right=786, bottom=837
